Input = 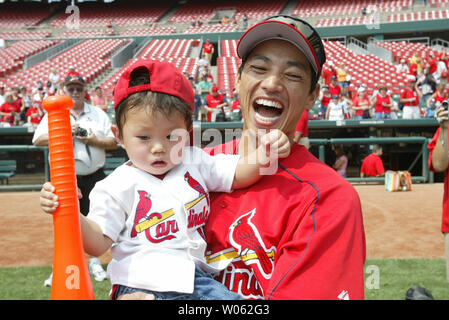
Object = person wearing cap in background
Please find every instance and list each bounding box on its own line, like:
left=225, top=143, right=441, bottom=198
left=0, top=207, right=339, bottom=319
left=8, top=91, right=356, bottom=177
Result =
left=204, top=86, right=228, bottom=122
left=400, top=76, right=423, bottom=119
left=33, top=74, right=117, bottom=286
left=329, top=75, right=341, bottom=98
left=352, top=87, right=371, bottom=120
left=202, top=39, right=214, bottom=64
left=39, top=59, right=291, bottom=300
left=66, top=65, right=80, bottom=77
left=204, top=15, right=365, bottom=300
left=325, top=94, right=346, bottom=121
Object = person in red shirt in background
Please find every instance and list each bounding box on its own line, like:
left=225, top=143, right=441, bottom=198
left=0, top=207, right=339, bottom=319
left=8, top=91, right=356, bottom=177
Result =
left=318, top=85, right=331, bottom=119
left=0, top=92, right=21, bottom=127
left=293, top=110, right=310, bottom=149
left=321, top=61, right=337, bottom=86
left=371, top=85, right=393, bottom=119
left=352, top=87, right=371, bottom=120
left=428, top=52, right=438, bottom=76
left=202, top=39, right=214, bottom=64
left=204, top=86, right=228, bottom=122
left=329, top=76, right=341, bottom=97
left=360, top=145, right=385, bottom=177
left=400, top=76, right=423, bottom=119
left=427, top=104, right=449, bottom=282
left=25, top=100, right=45, bottom=127
left=66, top=66, right=80, bottom=77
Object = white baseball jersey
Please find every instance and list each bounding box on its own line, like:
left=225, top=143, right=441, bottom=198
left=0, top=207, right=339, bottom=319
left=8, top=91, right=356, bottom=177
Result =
left=87, top=146, right=240, bottom=294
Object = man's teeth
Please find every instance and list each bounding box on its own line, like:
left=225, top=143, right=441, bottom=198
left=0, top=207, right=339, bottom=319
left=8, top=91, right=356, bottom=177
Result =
left=255, top=112, right=281, bottom=123
left=255, top=99, right=283, bottom=109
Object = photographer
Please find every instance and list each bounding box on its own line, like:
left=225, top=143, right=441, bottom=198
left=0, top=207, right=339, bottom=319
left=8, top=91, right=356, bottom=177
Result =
left=428, top=99, right=449, bottom=283
left=32, top=75, right=117, bottom=285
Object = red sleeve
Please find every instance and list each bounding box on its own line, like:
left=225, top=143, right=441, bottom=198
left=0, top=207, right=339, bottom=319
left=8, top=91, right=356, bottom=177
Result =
left=295, top=111, right=309, bottom=136
left=428, top=127, right=441, bottom=172
left=266, top=180, right=365, bottom=300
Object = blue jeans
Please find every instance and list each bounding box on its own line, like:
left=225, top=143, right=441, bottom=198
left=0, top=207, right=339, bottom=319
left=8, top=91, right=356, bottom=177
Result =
left=114, top=266, right=242, bottom=300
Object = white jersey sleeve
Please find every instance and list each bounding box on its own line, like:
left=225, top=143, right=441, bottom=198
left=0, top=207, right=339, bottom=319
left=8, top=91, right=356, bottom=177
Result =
left=184, top=146, right=240, bottom=193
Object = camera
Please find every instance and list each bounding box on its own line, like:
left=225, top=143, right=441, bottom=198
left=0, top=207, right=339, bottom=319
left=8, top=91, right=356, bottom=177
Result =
left=442, top=100, right=448, bottom=111
left=75, top=127, right=88, bottom=137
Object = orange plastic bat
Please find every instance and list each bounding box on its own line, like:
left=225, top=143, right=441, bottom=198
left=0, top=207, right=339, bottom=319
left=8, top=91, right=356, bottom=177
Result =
left=43, top=95, right=95, bottom=300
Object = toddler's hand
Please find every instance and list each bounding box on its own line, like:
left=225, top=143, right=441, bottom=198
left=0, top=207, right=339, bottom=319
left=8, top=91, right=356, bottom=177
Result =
left=259, top=129, right=291, bottom=165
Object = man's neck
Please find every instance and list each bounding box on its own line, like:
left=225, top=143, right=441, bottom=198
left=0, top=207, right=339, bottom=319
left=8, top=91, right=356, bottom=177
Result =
left=71, top=102, right=85, bottom=118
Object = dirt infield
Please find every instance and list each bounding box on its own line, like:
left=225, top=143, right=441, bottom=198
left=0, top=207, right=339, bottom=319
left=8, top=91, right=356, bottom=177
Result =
left=0, top=183, right=445, bottom=267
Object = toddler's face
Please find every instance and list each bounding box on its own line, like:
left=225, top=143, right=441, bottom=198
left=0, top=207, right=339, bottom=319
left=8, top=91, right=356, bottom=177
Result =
left=113, top=108, right=189, bottom=176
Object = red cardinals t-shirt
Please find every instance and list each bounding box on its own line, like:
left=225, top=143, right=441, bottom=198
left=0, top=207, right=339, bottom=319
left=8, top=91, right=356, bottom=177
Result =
left=204, top=141, right=366, bottom=300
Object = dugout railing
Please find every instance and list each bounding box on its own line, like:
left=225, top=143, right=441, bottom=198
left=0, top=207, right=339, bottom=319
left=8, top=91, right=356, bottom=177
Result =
left=0, top=131, right=435, bottom=191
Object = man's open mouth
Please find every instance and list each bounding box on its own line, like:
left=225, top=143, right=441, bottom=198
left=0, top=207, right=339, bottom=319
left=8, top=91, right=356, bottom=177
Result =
left=253, top=98, right=283, bottom=124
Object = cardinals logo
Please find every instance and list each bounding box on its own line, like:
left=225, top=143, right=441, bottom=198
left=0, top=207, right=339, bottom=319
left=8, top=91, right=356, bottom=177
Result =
left=229, top=209, right=275, bottom=279
left=131, top=190, right=178, bottom=243
left=184, top=172, right=209, bottom=206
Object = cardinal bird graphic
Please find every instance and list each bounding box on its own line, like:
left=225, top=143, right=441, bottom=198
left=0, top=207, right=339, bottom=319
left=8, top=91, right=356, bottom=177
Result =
left=131, top=190, right=152, bottom=238
left=229, top=210, right=274, bottom=277
left=184, top=172, right=209, bottom=206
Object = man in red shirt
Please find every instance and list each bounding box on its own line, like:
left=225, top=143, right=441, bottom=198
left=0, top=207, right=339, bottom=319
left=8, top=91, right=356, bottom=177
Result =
left=202, top=39, right=214, bottom=64
left=205, top=15, right=365, bottom=300
left=428, top=104, right=449, bottom=282
left=360, top=145, right=385, bottom=177
left=204, top=86, right=228, bottom=122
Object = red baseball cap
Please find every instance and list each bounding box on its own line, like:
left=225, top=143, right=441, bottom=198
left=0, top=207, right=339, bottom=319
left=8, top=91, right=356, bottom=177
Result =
left=211, top=86, right=219, bottom=92
left=113, top=59, right=194, bottom=109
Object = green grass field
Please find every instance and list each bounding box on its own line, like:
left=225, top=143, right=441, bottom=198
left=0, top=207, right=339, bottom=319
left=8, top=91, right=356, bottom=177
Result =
left=0, top=258, right=448, bottom=300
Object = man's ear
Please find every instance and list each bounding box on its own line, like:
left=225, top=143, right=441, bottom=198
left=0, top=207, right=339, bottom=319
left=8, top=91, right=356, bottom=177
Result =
left=110, top=124, right=124, bottom=148
left=305, top=83, right=320, bottom=110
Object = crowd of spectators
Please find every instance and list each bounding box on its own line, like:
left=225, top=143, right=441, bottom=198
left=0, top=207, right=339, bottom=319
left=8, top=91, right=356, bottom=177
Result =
left=318, top=47, right=448, bottom=121
left=1, top=42, right=448, bottom=127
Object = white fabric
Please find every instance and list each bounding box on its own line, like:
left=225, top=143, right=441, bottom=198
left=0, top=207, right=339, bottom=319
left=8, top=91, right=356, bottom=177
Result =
left=32, top=103, right=114, bottom=175
left=87, top=146, right=240, bottom=293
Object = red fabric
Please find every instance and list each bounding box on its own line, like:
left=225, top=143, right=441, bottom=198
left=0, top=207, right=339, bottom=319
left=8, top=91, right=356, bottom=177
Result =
left=400, top=88, right=420, bottom=106
left=204, top=141, right=366, bottom=300
left=295, top=111, right=309, bottom=137
left=360, top=153, right=385, bottom=177
left=428, top=127, right=449, bottom=233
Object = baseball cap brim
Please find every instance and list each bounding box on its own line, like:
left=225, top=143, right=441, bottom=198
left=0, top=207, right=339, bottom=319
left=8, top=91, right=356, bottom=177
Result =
left=237, top=16, right=325, bottom=75
left=65, top=76, right=85, bottom=86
